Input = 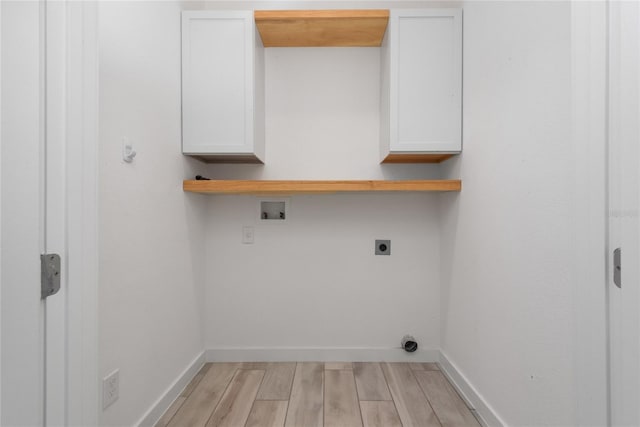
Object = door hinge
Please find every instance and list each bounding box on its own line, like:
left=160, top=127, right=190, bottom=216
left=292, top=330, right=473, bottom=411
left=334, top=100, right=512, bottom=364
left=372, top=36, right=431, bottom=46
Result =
left=613, top=247, right=622, bottom=289
left=41, top=253, right=61, bottom=299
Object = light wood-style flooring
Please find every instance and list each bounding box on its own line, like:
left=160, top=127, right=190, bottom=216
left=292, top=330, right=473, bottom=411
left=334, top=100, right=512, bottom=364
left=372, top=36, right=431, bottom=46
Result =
left=156, top=362, right=480, bottom=427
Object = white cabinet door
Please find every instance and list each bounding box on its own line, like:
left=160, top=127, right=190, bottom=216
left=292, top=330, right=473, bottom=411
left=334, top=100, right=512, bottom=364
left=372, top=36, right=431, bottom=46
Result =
left=182, top=11, right=265, bottom=163
left=381, top=9, right=462, bottom=161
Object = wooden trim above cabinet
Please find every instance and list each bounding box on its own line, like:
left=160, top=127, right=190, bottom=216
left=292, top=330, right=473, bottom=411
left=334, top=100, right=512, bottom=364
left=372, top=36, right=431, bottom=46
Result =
left=183, top=179, right=461, bottom=195
left=381, top=153, right=458, bottom=164
left=254, top=10, right=390, bottom=47
left=189, top=154, right=265, bottom=164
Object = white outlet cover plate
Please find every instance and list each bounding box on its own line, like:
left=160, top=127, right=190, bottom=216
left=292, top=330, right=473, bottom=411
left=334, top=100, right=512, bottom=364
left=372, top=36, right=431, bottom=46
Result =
left=242, top=226, right=254, bottom=244
left=103, top=369, right=119, bottom=409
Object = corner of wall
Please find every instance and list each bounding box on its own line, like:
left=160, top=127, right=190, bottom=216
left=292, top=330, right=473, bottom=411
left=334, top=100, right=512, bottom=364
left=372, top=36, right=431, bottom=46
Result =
left=438, top=351, right=506, bottom=427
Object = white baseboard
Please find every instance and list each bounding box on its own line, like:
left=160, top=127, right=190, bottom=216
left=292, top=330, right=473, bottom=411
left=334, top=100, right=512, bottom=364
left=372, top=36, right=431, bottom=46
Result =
left=206, top=347, right=440, bottom=362
left=438, top=351, right=506, bottom=427
left=135, top=351, right=205, bottom=427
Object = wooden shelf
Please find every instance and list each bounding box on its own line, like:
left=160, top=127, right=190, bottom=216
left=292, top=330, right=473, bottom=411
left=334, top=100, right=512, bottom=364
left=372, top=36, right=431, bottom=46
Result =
left=184, top=179, right=461, bottom=194
left=254, top=10, right=390, bottom=47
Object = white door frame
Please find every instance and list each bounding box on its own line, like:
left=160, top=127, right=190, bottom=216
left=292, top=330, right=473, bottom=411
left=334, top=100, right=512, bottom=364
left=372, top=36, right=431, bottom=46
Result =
left=0, top=1, right=99, bottom=425
left=570, top=1, right=609, bottom=425
left=46, top=1, right=71, bottom=422
left=607, top=0, right=640, bottom=425
left=1, top=1, right=3, bottom=423
left=42, top=1, right=100, bottom=424
left=62, top=1, right=100, bottom=425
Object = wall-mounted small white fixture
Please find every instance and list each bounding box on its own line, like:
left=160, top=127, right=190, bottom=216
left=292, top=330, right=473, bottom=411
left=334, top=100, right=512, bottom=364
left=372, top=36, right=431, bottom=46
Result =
left=102, top=369, right=119, bottom=409
left=242, top=226, right=254, bottom=244
left=122, top=137, right=137, bottom=163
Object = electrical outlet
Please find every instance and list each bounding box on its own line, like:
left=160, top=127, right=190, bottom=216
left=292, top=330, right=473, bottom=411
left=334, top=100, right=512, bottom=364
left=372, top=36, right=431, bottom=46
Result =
left=375, top=240, right=391, bottom=255
left=102, top=369, right=119, bottom=409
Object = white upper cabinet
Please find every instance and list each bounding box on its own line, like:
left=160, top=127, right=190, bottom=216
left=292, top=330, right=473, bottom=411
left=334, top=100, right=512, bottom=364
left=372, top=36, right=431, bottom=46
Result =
left=380, top=9, right=462, bottom=163
left=181, top=9, right=462, bottom=165
left=181, top=11, right=265, bottom=163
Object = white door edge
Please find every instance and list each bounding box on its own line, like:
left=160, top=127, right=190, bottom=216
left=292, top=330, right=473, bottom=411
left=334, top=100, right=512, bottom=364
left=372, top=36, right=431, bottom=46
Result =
left=0, top=0, right=3, bottom=422
left=1, top=1, right=47, bottom=424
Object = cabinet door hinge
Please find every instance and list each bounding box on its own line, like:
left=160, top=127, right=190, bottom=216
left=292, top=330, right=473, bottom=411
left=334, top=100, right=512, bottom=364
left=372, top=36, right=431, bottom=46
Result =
left=41, top=253, right=61, bottom=299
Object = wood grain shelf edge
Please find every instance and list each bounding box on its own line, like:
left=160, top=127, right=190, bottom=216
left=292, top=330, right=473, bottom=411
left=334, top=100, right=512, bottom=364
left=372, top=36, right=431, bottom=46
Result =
left=254, top=10, right=390, bottom=20
left=254, top=10, right=390, bottom=47
left=183, top=180, right=462, bottom=194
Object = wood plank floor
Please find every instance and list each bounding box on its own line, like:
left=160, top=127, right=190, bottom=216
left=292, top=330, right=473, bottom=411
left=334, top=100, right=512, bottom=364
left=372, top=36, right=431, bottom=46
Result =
left=157, top=362, right=480, bottom=427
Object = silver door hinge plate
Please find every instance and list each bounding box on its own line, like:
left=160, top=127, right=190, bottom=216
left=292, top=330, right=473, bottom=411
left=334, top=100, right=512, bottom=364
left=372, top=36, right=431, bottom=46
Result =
left=41, top=253, right=61, bottom=299
left=613, top=247, right=622, bottom=289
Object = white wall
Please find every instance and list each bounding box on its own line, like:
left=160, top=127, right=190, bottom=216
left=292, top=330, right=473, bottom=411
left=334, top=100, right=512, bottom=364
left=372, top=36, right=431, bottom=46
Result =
left=440, top=1, right=594, bottom=425
left=203, top=45, right=444, bottom=358
left=96, top=1, right=611, bottom=425
left=98, top=2, right=208, bottom=426
left=206, top=194, right=441, bottom=357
